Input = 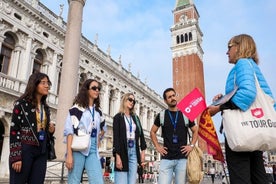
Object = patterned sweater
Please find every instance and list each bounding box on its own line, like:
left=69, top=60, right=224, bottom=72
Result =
left=9, top=99, right=50, bottom=164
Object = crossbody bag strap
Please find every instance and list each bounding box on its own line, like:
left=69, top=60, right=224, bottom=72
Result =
left=20, top=104, right=39, bottom=145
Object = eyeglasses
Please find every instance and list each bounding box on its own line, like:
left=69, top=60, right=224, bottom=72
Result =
left=228, top=43, right=236, bottom=50
left=89, top=86, right=101, bottom=91
left=39, top=80, right=51, bottom=87
left=127, top=97, right=136, bottom=104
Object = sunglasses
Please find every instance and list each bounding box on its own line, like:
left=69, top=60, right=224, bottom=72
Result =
left=127, top=97, right=136, bottom=104
left=89, top=86, right=101, bottom=91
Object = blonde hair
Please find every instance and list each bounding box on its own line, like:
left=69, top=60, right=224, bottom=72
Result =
left=118, top=93, right=136, bottom=114
left=228, top=34, right=259, bottom=64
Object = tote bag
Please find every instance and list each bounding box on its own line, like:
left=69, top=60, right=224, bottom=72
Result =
left=186, top=146, right=204, bottom=184
left=222, top=75, right=276, bottom=151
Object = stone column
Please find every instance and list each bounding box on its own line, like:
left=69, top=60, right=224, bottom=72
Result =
left=135, top=102, right=140, bottom=117
left=48, top=52, right=58, bottom=93
left=9, top=47, right=21, bottom=78
left=101, top=82, right=109, bottom=115
left=143, top=107, right=148, bottom=129
left=20, top=37, right=33, bottom=80
left=55, top=0, right=86, bottom=159
left=114, top=89, right=120, bottom=115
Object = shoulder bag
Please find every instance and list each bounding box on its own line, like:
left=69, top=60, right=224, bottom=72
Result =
left=71, top=120, right=92, bottom=151
left=222, top=74, right=276, bottom=151
left=71, top=133, right=90, bottom=151
left=47, top=133, right=57, bottom=160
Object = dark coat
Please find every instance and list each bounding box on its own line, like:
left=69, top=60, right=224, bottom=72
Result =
left=9, top=99, right=51, bottom=164
left=113, top=113, right=147, bottom=172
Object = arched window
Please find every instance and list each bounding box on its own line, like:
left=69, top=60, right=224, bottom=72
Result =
left=180, top=34, right=184, bottom=43
left=0, top=33, right=15, bottom=74
left=189, top=32, right=193, bottom=41
left=33, top=49, right=43, bottom=73
left=185, top=33, right=188, bottom=42
left=57, top=59, right=62, bottom=95
left=176, top=35, right=180, bottom=44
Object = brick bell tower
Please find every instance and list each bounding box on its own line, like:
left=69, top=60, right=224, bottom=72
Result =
left=171, top=0, right=207, bottom=151
left=171, top=0, right=205, bottom=101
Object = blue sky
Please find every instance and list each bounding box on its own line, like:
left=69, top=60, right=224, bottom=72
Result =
left=40, top=0, right=276, bottom=141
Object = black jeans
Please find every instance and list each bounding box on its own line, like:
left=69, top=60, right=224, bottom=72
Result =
left=225, top=139, right=268, bottom=184
left=10, top=144, right=47, bottom=184
left=138, top=174, right=144, bottom=183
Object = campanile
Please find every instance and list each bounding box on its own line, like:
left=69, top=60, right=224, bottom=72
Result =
left=171, top=0, right=205, bottom=101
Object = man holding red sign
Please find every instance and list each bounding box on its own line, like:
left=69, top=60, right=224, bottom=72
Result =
left=150, top=88, right=198, bottom=184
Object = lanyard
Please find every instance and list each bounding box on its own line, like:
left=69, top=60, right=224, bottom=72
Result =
left=168, top=110, right=179, bottom=130
left=125, top=115, right=132, bottom=133
left=40, top=104, right=44, bottom=123
left=88, top=106, right=95, bottom=122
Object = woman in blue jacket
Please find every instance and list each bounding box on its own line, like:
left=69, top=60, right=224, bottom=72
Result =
left=208, top=34, right=276, bottom=184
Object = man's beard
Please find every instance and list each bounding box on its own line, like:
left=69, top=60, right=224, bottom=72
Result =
left=168, top=101, right=177, bottom=108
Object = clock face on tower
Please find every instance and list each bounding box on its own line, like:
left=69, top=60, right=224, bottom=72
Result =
left=179, top=14, right=186, bottom=23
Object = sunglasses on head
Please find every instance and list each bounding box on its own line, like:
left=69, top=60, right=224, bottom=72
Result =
left=127, top=97, right=136, bottom=104
left=89, top=86, right=101, bottom=91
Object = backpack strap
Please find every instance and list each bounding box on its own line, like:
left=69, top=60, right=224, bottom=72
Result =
left=160, top=109, right=189, bottom=127
left=159, top=109, right=166, bottom=126
left=182, top=113, right=189, bottom=127
left=159, top=109, right=190, bottom=139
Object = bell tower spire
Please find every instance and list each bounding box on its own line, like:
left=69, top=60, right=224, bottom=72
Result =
left=171, top=0, right=205, bottom=101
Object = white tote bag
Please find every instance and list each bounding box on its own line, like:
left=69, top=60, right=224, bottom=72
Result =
left=222, top=75, right=276, bottom=152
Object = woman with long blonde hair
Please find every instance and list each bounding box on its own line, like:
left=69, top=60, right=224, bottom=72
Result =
left=113, top=93, right=147, bottom=184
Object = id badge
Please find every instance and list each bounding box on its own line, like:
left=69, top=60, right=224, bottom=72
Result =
left=38, top=130, right=45, bottom=141
left=91, top=128, right=97, bottom=137
left=128, top=139, right=134, bottom=148
left=172, top=134, right=178, bottom=144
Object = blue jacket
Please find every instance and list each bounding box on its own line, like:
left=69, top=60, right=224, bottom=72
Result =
left=225, top=58, right=276, bottom=111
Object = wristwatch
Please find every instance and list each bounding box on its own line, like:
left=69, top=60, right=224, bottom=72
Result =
left=190, top=144, right=194, bottom=148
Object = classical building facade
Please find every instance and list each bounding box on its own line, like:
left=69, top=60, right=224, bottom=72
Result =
left=0, top=0, right=165, bottom=178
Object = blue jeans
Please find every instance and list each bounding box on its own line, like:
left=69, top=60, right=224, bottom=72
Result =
left=158, top=159, right=187, bottom=184
left=68, top=137, right=103, bottom=184
left=115, top=144, right=137, bottom=184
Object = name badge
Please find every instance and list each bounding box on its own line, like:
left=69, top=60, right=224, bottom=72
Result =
left=172, top=134, right=178, bottom=144
left=91, top=128, right=97, bottom=137
left=38, top=130, right=45, bottom=141
left=128, top=139, right=134, bottom=148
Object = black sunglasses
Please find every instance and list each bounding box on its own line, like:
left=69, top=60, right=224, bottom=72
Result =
left=127, top=97, right=136, bottom=104
left=89, top=86, right=101, bottom=91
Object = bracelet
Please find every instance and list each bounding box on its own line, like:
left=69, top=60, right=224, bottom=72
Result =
left=190, top=144, right=194, bottom=148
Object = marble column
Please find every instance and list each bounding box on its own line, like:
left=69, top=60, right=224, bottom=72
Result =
left=55, top=0, right=86, bottom=159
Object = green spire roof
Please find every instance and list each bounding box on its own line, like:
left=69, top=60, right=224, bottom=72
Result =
left=176, top=0, right=191, bottom=8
